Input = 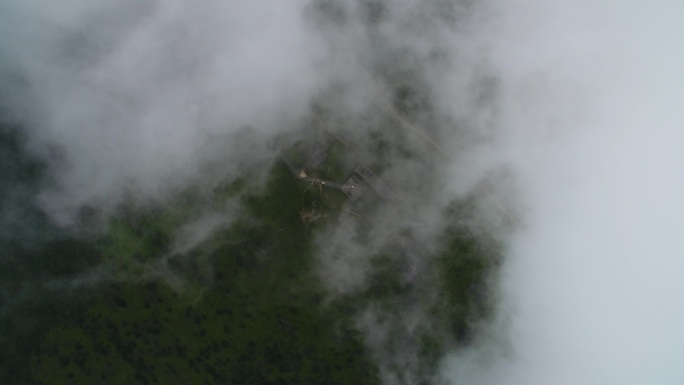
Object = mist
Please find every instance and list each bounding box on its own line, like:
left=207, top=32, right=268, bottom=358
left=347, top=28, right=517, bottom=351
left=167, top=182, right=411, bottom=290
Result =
left=2, top=0, right=684, bottom=384
left=442, top=1, right=684, bottom=384
left=0, top=0, right=320, bottom=227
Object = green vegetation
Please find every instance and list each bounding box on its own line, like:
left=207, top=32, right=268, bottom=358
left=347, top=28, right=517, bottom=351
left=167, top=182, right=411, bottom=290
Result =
left=0, top=136, right=500, bottom=385
left=437, top=230, right=499, bottom=345
left=4, top=159, right=378, bottom=385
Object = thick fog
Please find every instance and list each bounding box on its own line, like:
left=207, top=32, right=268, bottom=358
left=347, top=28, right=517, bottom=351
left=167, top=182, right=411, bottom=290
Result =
left=2, top=0, right=684, bottom=384
left=442, top=1, right=684, bottom=384
left=0, top=0, right=319, bottom=226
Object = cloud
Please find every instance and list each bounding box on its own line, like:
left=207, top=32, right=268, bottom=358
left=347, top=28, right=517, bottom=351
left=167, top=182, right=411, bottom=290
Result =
left=0, top=0, right=320, bottom=226
left=4, top=1, right=683, bottom=384
left=442, top=1, right=684, bottom=384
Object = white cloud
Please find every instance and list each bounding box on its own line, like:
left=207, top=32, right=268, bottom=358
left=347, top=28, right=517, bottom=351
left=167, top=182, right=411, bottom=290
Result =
left=443, top=1, right=684, bottom=384
left=0, top=0, right=319, bottom=225
left=4, top=1, right=684, bottom=383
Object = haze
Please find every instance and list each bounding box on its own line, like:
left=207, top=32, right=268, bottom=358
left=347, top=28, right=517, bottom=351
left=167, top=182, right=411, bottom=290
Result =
left=1, top=1, right=683, bottom=384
